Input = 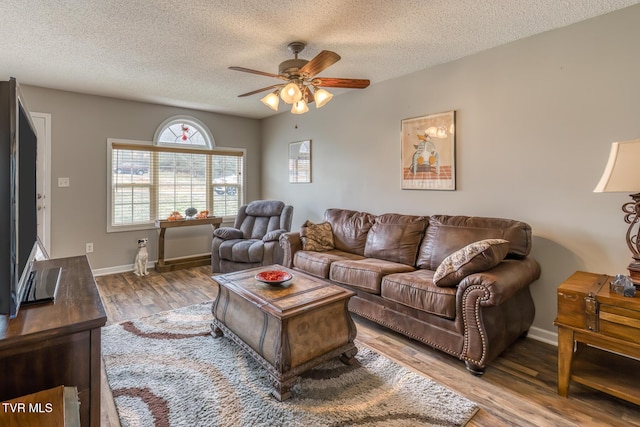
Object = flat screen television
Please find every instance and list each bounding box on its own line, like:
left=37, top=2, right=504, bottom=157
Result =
left=0, top=77, right=47, bottom=319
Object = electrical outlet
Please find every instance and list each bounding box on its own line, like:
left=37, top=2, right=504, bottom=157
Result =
left=85, top=243, right=93, bottom=253
left=58, top=177, right=70, bottom=187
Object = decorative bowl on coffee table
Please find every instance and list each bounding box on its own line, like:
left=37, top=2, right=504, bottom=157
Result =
left=255, top=270, right=293, bottom=285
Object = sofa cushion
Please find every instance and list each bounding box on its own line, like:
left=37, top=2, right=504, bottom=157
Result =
left=364, top=214, right=427, bottom=266
left=219, top=239, right=264, bottom=263
left=294, top=249, right=364, bottom=279
left=300, top=220, right=335, bottom=251
left=416, top=215, right=532, bottom=270
left=323, top=209, right=375, bottom=256
left=381, top=270, right=457, bottom=319
left=433, top=239, right=509, bottom=287
left=330, top=258, right=415, bottom=294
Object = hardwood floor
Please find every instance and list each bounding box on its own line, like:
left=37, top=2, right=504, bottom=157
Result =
left=96, top=266, right=640, bottom=426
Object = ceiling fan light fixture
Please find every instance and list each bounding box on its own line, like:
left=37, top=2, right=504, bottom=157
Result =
left=313, top=88, right=333, bottom=108
left=280, top=82, right=302, bottom=104
left=291, top=99, right=309, bottom=114
left=260, top=91, right=280, bottom=111
left=230, top=42, right=369, bottom=115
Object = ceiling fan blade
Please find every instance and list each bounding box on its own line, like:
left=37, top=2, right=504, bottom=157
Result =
left=299, top=51, right=341, bottom=78
left=303, top=86, right=315, bottom=104
left=313, top=77, right=370, bottom=89
left=238, top=84, right=283, bottom=97
left=229, top=66, right=284, bottom=79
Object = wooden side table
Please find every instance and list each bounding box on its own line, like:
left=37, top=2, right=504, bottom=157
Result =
left=554, top=271, right=640, bottom=405
left=155, top=216, right=223, bottom=272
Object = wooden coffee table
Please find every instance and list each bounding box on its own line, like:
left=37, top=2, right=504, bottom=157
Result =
left=210, top=265, right=358, bottom=401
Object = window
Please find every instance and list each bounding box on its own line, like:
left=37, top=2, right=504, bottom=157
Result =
left=108, top=117, right=245, bottom=232
left=154, top=116, right=210, bottom=148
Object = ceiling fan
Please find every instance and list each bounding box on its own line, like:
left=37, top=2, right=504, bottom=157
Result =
left=230, top=42, right=370, bottom=114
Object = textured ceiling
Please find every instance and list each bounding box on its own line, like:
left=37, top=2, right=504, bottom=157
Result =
left=1, top=0, right=638, bottom=119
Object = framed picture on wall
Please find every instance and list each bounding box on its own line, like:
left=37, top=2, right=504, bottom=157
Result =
left=289, top=140, right=312, bottom=183
left=401, top=111, right=456, bottom=190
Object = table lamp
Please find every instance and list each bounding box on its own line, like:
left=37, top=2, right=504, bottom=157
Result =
left=594, top=139, right=640, bottom=284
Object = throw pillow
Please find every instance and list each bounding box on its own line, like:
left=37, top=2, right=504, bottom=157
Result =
left=433, top=239, right=509, bottom=287
left=300, top=220, right=335, bottom=252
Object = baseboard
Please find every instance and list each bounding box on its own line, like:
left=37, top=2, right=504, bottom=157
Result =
left=92, top=252, right=211, bottom=277
left=92, top=260, right=157, bottom=276
left=527, top=326, right=558, bottom=346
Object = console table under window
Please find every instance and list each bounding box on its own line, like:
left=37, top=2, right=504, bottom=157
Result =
left=155, top=216, right=223, bottom=272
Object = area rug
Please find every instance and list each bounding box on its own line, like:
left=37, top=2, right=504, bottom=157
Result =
left=102, top=302, right=479, bottom=427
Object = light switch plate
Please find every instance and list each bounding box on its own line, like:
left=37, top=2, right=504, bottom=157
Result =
left=58, top=177, right=70, bottom=187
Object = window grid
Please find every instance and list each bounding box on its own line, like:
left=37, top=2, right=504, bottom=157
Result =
left=110, top=145, right=243, bottom=229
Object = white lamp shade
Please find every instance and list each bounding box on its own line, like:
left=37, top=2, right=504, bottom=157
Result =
left=280, top=82, right=302, bottom=104
left=594, top=139, right=640, bottom=193
left=291, top=99, right=309, bottom=114
left=314, top=88, right=333, bottom=108
left=260, top=92, right=280, bottom=111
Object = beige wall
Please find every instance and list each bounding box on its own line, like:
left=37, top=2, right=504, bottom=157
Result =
left=20, top=86, right=261, bottom=270
left=260, top=6, right=640, bottom=336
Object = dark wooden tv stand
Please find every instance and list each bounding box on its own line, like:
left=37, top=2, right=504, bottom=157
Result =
left=0, top=256, right=107, bottom=427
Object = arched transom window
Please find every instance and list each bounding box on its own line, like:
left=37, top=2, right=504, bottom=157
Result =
left=154, top=116, right=214, bottom=148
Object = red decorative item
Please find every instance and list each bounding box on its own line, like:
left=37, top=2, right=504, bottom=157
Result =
left=255, top=270, right=293, bottom=285
left=181, top=125, right=189, bottom=141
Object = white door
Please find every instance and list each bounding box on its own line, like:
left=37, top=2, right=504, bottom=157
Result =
left=30, top=112, right=52, bottom=255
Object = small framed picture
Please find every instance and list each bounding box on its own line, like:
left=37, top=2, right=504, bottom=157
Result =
left=401, top=111, right=456, bottom=190
left=289, top=140, right=312, bottom=183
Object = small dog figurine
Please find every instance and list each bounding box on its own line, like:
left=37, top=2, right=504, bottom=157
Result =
left=133, top=238, right=149, bottom=276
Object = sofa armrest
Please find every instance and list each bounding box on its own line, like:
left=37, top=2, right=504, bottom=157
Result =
left=279, top=231, right=302, bottom=268
left=455, top=257, right=540, bottom=369
left=263, top=229, right=287, bottom=242
left=457, top=257, right=541, bottom=307
left=213, top=227, right=244, bottom=240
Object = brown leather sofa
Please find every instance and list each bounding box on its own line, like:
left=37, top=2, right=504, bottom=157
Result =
left=280, top=208, right=541, bottom=374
